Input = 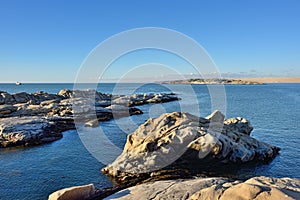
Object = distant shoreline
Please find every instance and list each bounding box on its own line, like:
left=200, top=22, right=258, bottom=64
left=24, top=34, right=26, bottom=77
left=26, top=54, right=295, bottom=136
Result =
left=161, top=77, right=300, bottom=85
left=161, top=78, right=263, bottom=85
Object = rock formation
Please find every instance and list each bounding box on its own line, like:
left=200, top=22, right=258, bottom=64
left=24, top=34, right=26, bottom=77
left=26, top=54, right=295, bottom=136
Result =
left=102, top=111, right=280, bottom=183
left=0, top=116, right=74, bottom=147
left=47, top=111, right=300, bottom=200
left=48, top=184, right=96, bottom=200
left=105, top=176, right=300, bottom=200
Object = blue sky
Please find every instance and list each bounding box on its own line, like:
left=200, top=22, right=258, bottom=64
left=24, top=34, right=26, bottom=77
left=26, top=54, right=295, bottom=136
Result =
left=0, top=0, right=299, bottom=82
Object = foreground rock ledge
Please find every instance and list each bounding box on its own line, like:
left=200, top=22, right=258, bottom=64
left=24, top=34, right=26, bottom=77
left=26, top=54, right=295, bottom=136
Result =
left=102, top=111, right=280, bottom=183
left=48, top=176, right=300, bottom=200
left=106, top=176, right=300, bottom=200
left=0, top=90, right=179, bottom=148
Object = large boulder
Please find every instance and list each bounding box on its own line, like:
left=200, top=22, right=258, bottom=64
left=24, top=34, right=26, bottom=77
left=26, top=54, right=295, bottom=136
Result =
left=48, top=184, right=96, bottom=200
left=105, top=176, right=300, bottom=200
left=102, top=111, right=279, bottom=182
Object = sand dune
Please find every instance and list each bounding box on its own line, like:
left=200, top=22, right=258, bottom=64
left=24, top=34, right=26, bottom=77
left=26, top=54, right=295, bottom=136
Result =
left=239, top=77, right=300, bottom=83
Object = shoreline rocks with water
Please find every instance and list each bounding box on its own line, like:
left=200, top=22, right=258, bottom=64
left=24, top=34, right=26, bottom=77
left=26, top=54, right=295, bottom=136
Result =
left=48, top=176, right=300, bottom=200
left=47, top=111, right=300, bottom=199
left=0, top=90, right=179, bottom=148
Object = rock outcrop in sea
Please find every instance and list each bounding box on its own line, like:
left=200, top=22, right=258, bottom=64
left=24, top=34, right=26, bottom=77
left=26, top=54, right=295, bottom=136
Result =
left=0, top=90, right=179, bottom=147
left=102, top=111, right=280, bottom=183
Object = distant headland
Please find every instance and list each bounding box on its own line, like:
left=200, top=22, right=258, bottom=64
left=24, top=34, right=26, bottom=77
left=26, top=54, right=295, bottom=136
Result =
left=161, top=78, right=264, bottom=85
left=161, top=77, right=300, bottom=85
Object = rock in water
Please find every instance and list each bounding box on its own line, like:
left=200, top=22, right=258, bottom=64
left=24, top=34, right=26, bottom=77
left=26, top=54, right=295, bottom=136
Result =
left=102, top=111, right=280, bottom=182
left=0, top=116, right=75, bottom=147
left=84, top=119, right=99, bottom=128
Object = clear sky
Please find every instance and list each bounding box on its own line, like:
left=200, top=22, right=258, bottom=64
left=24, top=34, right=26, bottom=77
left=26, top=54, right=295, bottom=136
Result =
left=0, top=0, right=299, bottom=82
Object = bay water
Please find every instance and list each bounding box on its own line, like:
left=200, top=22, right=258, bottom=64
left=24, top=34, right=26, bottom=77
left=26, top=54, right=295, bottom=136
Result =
left=0, top=83, right=299, bottom=199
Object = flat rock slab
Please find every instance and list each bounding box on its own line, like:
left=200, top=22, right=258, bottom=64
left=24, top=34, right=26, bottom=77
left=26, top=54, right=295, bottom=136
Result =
left=0, top=116, right=73, bottom=147
left=105, top=176, right=300, bottom=200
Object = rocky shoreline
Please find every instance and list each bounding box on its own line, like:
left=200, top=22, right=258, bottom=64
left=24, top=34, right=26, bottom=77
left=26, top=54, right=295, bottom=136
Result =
left=48, top=176, right=300, bottom=200
left=161, top=78, right=264, bottom=85
left=104, top=176, right=300, bottom=200
left=0, top=90, right=179, bottom=147
left=48, top=111, right=300, bottom=199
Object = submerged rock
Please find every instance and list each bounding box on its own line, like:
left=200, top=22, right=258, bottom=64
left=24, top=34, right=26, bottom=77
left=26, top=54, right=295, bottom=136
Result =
left=105, top=176, right=300, bottom=200
left=102, top=111, right=280, bottom=183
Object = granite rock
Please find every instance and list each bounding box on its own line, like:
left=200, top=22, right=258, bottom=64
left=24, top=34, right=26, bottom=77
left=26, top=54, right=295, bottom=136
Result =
left=105, top=176, right=300, bottom=200
left=102, top=111, right=279, bottom=182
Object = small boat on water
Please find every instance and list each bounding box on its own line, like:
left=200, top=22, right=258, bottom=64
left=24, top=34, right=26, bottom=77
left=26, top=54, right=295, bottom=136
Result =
left=16, top=81, right=22, bottom=85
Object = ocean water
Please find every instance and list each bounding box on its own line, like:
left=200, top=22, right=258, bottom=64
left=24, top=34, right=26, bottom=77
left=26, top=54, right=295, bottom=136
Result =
left=0, top=83, right=299, bottom=199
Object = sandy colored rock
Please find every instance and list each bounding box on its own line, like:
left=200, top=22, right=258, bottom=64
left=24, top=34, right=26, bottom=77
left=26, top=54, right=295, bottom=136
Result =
left=104, top=176, right=300, bottom=200
left=105, top=178, right=227, bottom=200
left=102, top=111, right=279, bottom=182
left=48, top=184, right=96, bottom=200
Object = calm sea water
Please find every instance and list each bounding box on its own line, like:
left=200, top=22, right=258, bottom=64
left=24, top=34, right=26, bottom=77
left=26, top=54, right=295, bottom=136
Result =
left=0, top=83, right=299, bottom=199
